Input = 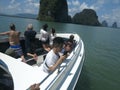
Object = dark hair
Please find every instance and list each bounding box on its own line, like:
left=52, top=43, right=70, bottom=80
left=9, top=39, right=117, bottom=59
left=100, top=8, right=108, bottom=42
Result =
left=53, top=37, right=64, bottom=48
left=42, top=24, right=48, bottom=31
left=51, top=28, right=55, bottom=36
left=67, top=39, right=73, bottom=44
left=65, top=39, right=73, bottom=47
left=10, top=23, right=16, bottom=30
left=69, top=35, right=74, bottom=40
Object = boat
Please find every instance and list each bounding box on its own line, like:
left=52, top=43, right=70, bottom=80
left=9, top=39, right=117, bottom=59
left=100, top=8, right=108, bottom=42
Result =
left=0, top=33, right=85, bottom=90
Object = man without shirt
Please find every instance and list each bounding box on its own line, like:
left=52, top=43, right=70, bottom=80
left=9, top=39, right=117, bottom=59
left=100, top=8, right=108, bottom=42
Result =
left=0, top=23, right=25, bottom=62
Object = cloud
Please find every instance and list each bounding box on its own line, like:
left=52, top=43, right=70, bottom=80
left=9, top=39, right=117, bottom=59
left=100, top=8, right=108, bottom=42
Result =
left=68, top=0, right=97, bottom=17
left=100, top=8, right=120, bottom=26
left=34, top=3, right=39, bottom=8
left=67, top=0, right=120, bottom=27
left=112, top=8, right=120, bottom=20
left=6, top=1, right=21, bottom=14
left=112, top=0, right=120, bottom=4
left=96, top=0, right=105, bottom=5
left=79, top=2, right=96, bottom=10
left=79, top=2, right=88, bottom=10
left=93, top=0, right=105, bottom=10
left=111, top=8, right=120, bottom=26
left=72, top=0, right=80, bottom=6
left=8, top=2, right=20, bottom=9
left=23, top=0, right=39, bottom=14
left=10, top=0, right=15, bottom=4
left=2, top=0, right=39, bottom=14
left=24, top=0, right=39, bottom=7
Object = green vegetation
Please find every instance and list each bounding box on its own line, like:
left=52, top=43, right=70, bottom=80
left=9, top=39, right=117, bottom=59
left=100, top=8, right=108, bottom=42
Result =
left=38, top=0, right=70, bottom=23
left=72, top=9, right=101, bottom=26
left=38, top=0, right=101, bottom=26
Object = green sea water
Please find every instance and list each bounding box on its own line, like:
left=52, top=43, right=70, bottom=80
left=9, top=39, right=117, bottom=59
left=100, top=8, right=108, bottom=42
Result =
left=0, top=16, right=120, bottom=90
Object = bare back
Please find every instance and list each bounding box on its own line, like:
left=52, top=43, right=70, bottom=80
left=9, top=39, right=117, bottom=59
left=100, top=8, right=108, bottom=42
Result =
left=9, top=30, right=20, bottom=45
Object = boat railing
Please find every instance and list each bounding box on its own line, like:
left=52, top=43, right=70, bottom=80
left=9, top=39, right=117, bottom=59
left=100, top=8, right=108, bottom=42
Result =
left=26, top=33, right=83, bottom=90
left=28, top=34, right=82, bottom=89
left=46, top=38, right=82, bottom=89
left=40, top=35, right=83, bottom=89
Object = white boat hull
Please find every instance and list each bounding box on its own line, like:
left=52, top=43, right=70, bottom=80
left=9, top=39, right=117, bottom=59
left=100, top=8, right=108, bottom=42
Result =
left=0, top=33, right=85, bottom=90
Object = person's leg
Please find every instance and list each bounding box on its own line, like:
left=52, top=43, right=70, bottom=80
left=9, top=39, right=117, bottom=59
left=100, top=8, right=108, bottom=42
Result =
left=14, top=47, right=26, bottom=62
left=5, top=48, right=17, bottom=58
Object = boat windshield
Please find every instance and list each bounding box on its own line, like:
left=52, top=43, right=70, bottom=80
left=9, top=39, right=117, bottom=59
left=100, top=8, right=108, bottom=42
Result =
left=0, top=59, right=14, bottom=90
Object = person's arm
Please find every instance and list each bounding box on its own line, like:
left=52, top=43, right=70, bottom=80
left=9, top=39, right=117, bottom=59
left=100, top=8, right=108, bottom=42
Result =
left=27, top=53, right=38, bottom=61
left=49, top=55, right=67, bottom=71
left=27, top=53, right=35, bottom=57
left=29, top=83, right=40, bottom=90
left=0, top=31, right=10, bottom=36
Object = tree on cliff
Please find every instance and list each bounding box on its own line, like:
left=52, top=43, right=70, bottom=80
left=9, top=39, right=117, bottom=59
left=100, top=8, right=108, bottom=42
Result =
left=38, top=0, right=71, bottom=23
left=72, top=9, right=101, bottom=26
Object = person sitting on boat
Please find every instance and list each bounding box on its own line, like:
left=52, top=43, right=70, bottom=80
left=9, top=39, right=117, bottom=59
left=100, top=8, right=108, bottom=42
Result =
left=24, top=24, right=38, bottom=61
left=39, top=24, right=49, bottom=51
left=0, top=23, right=26, bottom=62
left=49, top=28, right=56, bottom=46
left=42, top=37, right=68, bottom=73
left=68, top=34, right=76, bottom=48
left=61, top=35, right=75, bottom=55
left=61, top=39, right=73, bottom=56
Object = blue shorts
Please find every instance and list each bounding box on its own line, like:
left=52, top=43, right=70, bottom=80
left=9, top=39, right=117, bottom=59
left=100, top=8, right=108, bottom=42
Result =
left=10, top=45, right=23, bottom=57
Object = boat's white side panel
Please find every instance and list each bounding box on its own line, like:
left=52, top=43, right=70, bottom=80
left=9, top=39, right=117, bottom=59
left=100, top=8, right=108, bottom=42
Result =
left=60, top=40, right=85, bottom=90
left=0, top=33, right=85, bottom=90
left=0, top=53, right=48, bottom=90
left=40, top=34, right=85, bottom=90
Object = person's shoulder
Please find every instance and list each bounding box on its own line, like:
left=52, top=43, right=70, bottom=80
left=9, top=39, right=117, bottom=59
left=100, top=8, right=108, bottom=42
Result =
left=47, top=49, right=54, bottom=55
left=42, top=29, right=47, bottom=34
left=40, top=29, right=44, bottom=32
left=16, top=31, right=21, bottom=33
left=33, top=30, right=37, bottom=33
left=24, top=30, right=29, bottom=36
left=6, top=31, right=11, bottom=34
left=15, top=31, right=21, bottom=35
left=24, top=30, right=28, bottom=33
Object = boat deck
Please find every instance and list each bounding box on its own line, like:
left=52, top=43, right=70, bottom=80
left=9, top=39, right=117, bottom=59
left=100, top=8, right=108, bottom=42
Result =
left=0, top=33, right=85, bottom=90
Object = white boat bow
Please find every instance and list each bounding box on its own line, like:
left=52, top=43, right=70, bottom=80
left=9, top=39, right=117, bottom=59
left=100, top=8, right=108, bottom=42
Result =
left=0, top=33, right=85, bottom=90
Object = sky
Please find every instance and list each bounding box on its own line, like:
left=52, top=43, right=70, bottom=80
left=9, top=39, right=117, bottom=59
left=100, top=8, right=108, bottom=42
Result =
left=0, top=0, right=120, bottom=27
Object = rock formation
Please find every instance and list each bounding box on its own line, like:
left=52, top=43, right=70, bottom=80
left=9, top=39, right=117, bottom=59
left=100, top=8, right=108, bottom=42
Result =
left=38, top=0, right=70, bottom=23
left=101, top=20, right=108, bottom=27
left=72, top=9, right=101, bottom=26
left=112, top=22, right=117, bottom=28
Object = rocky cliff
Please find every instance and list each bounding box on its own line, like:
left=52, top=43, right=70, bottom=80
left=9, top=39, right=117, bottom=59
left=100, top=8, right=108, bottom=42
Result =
left=72, top=9, right=101, bottom=26
left=38, top=0, right=70, bottom=23
left=102, top=20, right=108, bottom=27
left=112, top=22, right=117, bottom=28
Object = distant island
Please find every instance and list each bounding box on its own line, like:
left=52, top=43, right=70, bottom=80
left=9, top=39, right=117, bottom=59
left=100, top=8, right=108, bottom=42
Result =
left=37, top=0, right=101, bottom=26
left=0, top=0, right=118, bottom=28
left=37, top=0, right=70, bottom=23
left=37, top=0, right=118, bottom=28
left=101, top=20, right=118, bottom=28
left=72, top=9, right=101, bottom=26
left=0, top=13, right=37, bottom=19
